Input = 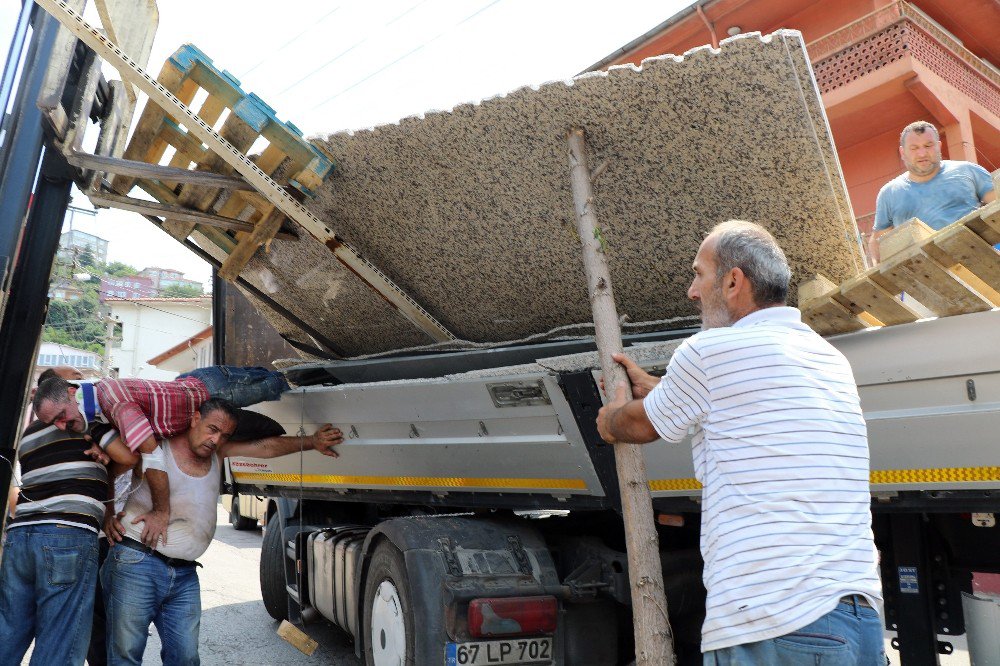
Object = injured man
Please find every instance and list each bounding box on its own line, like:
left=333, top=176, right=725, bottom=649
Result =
left=100, top=398, right=340, bottom=665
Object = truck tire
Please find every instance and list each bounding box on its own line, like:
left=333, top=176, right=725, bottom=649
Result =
left=363, top=541, right=415, bottom=666
left=230, top=494, right=257, bottom=531
left=260, top=513, right=289, bottom=621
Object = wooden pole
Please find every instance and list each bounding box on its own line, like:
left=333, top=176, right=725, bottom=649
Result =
left=567, top=127, right=676, bottom=665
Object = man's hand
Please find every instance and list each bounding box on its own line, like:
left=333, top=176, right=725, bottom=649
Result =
left=132, top=508, right=169, bottom=548
left=597, top=381, right=631, bottom=444
left=83, top=441, right=110, bottom=466
left=599, top=353, right=659, bottom=399
left=310, top=424, right=343, bottom=458
left=105, top=510, right=126, bottom=544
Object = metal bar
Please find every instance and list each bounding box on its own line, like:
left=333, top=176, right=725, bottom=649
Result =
left=88, top=191, right=297, bottom=240
left=68, top=151, right=254, bottom=190
left=0, top=0, right=34, bottom=142
left=35, top=0, right=456, bottom=343
left=0, top=6, right=59, bottom=296
left=212, top=270, right=226, bottom=365
left=0, top=147, right=75, bottom=525
left=889, top=513, right=941, bottom=665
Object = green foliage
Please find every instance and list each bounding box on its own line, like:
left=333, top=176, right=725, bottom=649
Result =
left=104, top=261, right=139, bottom=277
left=160, top=284, right=203, bottom=297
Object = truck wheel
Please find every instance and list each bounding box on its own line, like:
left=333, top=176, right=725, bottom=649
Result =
left=363, top=541, right=415, bottom=666
left=260, top=513, right=289, bottom=620
left=230, top=494, right=257, bottom=531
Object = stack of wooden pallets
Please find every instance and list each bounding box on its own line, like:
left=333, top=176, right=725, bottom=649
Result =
left=99, top=44, right=334, bottom=281
left=800, top=200, right=1000, bottom=336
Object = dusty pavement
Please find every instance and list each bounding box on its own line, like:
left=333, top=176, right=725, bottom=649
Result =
left=137, top=503, right=359, bottom=665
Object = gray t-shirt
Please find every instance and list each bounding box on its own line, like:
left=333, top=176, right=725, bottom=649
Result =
left=874, top=160, right=994, bottom=231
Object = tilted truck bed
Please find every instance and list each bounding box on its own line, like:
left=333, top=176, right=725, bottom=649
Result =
left=230, top=309, right=1000, bottom=508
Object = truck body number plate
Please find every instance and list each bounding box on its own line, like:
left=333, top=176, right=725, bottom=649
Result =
left=445, top=637, right=552, bottom=665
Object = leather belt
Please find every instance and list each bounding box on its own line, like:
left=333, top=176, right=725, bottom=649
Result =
left=840, top=595, right=873, bottom=609
left=118, top=536, right=202, bottom=568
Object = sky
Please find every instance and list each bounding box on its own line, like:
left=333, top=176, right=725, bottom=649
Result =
left=1, top=0, right=689, bottom=287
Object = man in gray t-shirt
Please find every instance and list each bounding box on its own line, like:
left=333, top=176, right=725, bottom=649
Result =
left=869, top=120, right=995, bottom=263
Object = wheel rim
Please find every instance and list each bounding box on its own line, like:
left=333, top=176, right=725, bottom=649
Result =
left=370, top=579, right=406, bottom=665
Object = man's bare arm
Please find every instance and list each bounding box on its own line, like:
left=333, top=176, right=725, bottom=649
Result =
left=221, top=424, right=344, bottom=460
left=983, top=189, right=997, bottom=204
left=596, top=382, right=660, bottom=445
left=868, top=229, right=890, bottom=265
left=133, top=435, right=169, bottom=547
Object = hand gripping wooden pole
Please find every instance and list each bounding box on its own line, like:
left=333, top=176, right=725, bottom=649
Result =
left=567, top=128, right=676, bottom=665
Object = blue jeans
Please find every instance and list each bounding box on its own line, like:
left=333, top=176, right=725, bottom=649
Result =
left=704, top=597, right=885, bottom=665
left=101, top=544, right=202, bottom=666
left=180, top=365, right=289, bottom=408
left=0, top=524, right=99, bottom=666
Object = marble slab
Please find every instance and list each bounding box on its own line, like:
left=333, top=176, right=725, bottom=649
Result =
left=237, top=30, right=863, bottom=357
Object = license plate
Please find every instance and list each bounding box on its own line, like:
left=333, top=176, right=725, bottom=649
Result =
left=445, top=637, right=553, bottom=665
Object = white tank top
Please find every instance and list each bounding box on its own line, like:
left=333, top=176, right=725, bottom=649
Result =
left=122, top=439, right=220, bottom=561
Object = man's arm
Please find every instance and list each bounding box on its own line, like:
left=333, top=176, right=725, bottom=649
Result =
left=868, top=228, right=890, bottom=265
left=131, top=435, right=170, bottom=547
left=220, top=424, right=343, bottom=460
left=596, top=383, right=660, bottom=444
left=984, top=189, right=997, bottom=204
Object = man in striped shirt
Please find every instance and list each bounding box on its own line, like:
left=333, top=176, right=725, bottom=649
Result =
left=597, top=221, right=884, bottom=663
left=32, top=366, right=339, bottom=547
left=0, top=366, right=137, bottom=666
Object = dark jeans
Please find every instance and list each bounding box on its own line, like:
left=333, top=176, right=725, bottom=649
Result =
left=180, top=365, right=289, bottom=408
left=87, top=538, right=110, bottom=666
left=0, top=524, right=99, bottom=666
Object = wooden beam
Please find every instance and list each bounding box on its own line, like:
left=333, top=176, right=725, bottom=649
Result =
left=217, top=206, right=287, bottom=281
left=89, top=191, right=296, bottom=240
left=567, top=127, right=676, bottom=665
left=67, top=152, right=253, bottom=190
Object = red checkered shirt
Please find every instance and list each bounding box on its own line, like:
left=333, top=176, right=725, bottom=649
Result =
left=95, top=377, right=210, bottom=452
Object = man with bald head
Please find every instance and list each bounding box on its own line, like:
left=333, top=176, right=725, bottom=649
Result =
left=597, top=221, right=884, bottom=663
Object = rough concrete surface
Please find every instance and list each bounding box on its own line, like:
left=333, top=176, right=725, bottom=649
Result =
left=236, top=29, right=862, bottom=358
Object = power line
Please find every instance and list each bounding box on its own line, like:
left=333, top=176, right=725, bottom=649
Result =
left=275, top=0, right=433, bottom=96
left=239, top=4, right=343, bottom=79
left=311, top=0, right=504, bottom=111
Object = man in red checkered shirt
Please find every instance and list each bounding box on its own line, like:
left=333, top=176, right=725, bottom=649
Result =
left=32, top=366, right=342, bottom=547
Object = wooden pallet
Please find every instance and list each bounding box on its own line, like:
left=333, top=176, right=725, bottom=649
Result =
left=105, top=44, right=334, bottom=280
left=800, top=200, right=1000, bottom=336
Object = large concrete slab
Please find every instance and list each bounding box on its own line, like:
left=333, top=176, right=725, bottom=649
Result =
left=241, top=30, right=863, bottom=358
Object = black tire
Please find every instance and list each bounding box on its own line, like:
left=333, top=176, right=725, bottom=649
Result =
left=260, top=513, right=289, bottom=621
left=363, top=541, right=415, bottom=666
left=230, top=494, right=257, bottom=531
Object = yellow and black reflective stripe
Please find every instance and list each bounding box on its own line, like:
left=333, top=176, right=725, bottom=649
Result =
left=646, top=467, right=1000, bottom=492
left=232, top=472, right=587, bottom=491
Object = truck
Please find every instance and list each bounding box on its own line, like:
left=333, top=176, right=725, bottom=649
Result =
left=1, top=3, right=998, bottom=665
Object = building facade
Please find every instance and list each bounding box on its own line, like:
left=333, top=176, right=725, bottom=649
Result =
left=99, top=275, right=157, bottom=301
left=34, top=342, right=101, bottom=382
left=589, top=0, right=999, bottom=255
left=148, top=326, right=213, bottom=375
left=138, top=266, right=204, bottom=293
left=57, top=229, right=109, bottom=267
left=107, top=297, right=212, bottom=380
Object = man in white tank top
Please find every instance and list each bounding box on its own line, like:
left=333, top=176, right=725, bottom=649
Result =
left=100, top=398, right=342, bottom=665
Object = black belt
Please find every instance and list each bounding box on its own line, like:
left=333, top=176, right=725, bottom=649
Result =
left=118, top=537, right=202, bottom=568
left=840, top=595, right=873, bottom=609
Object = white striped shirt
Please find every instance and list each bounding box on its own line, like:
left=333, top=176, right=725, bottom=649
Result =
left=643, top=306, right=881, bottom=652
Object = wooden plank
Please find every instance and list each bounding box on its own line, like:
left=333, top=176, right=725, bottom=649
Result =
left=163, top=115, right=260, bottom=239
left=89, top=191, right=296, bottom=239
left=217, top=206, right=287, bottom=281
left=801, top=299, right=867, bottom=336
left=929, top=225, right=1000, bottom=300
left=797, top=274, right=838, bottom=306
left=966, top=206, right=1000, bottom=245
left=67, top=152, right=252, bottom=190
left=839, top=274, right=920, bottom=326
left=879, top=217, right=935, bottom=262
left=276, top=620, right=317, bottom=656
left=878, top=250, right=992, bottom=316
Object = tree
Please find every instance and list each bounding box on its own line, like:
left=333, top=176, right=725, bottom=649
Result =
left=160, top=284, right=203, bottom=297
left=104, top=261, right=139, bottom=277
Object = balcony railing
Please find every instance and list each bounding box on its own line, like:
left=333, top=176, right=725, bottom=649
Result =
left=806, top=1, right=999, bottom=118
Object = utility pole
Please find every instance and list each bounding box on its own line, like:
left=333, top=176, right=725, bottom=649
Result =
left=101, top=316, right=117, bottom=377
left=567, top=127, right=676, bottom=665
